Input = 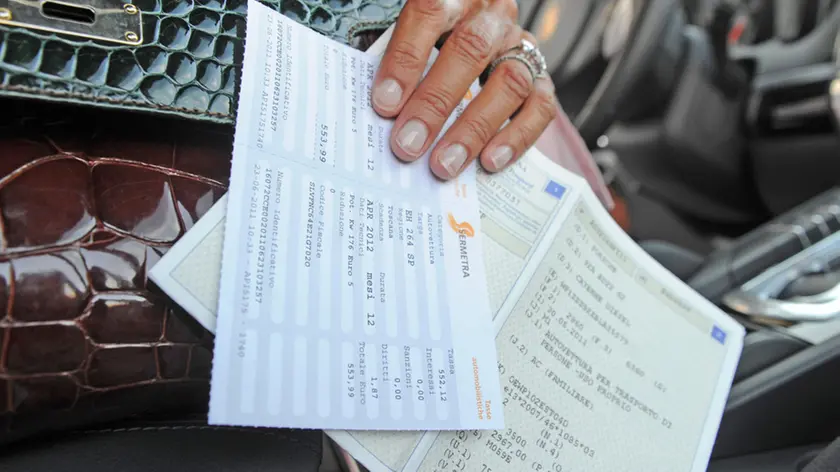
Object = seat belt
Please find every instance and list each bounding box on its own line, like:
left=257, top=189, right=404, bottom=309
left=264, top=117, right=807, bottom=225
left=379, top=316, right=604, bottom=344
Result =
left=802, top=437, right=840, bottom=472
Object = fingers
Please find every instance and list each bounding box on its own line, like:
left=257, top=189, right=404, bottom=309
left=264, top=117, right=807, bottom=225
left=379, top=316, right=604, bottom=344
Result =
left=371, top=0, right=466, bottom=118
left=480, top=77, right=558, bottom=172
left=389, top=2, right=517, bottom=162
left=429, top=31, right=537, bottom=179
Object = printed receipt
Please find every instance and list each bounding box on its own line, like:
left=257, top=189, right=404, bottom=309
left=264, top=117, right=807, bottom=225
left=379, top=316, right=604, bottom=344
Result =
left=209, top=0, right=503, bottom=430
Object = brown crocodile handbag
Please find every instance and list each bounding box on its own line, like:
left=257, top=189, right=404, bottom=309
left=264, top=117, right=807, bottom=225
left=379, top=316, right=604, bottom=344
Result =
left=0, top=99, right=231, bottom=445
left=0, top=0, right=396, bottom=445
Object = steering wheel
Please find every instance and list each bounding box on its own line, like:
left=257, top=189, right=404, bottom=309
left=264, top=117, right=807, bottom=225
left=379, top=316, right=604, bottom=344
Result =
left=529, top=0, right=680, bottom=144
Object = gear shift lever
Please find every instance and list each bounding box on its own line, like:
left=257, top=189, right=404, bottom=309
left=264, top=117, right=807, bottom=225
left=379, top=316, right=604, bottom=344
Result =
left=723, top=231, right=840, bottom=323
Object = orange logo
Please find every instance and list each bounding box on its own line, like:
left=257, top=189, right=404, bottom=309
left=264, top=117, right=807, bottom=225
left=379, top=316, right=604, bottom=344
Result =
left=463, top=89, right=473, bottom=101
left=448, top=213, right=475, bottom=237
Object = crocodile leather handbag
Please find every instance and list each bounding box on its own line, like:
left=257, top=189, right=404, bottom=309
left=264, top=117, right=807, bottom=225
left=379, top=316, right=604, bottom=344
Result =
left=0, top=0, right=400, bottom=447
left=0, top=0, right=402, bottom=122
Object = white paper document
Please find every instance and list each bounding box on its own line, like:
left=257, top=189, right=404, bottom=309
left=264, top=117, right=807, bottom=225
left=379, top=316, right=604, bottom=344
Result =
left=205, top=0, right=502, bottom=431
left=153, top=150, right=744, bottom=471
left=151, top=6, right=746, bottom=469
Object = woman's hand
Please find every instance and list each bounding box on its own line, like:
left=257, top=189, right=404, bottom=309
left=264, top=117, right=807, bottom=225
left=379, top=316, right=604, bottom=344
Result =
left=371, top=0, right=557, bottom=180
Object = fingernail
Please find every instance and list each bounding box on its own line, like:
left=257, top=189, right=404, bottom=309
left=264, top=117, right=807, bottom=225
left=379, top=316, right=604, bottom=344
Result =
left=396, top=119, right=428, bottom=156
left=373, top=78, right=403, bottom=111
left=440, top=143, right=468, bottom=177
left=488, top=146, right=513, bottom=170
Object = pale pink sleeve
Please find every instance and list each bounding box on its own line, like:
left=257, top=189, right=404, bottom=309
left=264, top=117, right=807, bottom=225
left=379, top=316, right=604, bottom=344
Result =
left=533, top=103, right=614, bottom=210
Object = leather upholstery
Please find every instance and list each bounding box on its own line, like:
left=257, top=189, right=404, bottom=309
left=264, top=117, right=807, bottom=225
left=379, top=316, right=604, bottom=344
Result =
left=0, top=419, right=322, bottom=471
left=0, top=0, right=402, bottom=122
left=0, top=99, right=233, bottom=445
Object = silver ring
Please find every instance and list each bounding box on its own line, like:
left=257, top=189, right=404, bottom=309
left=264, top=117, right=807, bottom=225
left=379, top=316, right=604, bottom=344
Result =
left=488, top=39, right=548, bottom=82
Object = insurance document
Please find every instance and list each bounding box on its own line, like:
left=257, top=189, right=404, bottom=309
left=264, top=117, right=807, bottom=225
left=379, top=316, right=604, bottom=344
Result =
left=205, top=0, right=502, bottom=430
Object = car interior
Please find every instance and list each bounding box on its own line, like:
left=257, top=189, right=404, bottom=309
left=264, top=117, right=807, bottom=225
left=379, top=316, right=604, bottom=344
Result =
left=1, top=0, right=839, bottom=470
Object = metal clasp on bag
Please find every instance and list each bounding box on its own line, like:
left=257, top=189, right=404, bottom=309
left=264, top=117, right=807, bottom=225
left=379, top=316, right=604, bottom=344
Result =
left=0, top=0, right=142, bottom=45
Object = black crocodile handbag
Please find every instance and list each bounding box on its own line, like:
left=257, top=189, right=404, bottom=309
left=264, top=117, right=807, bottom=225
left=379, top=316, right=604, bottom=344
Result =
left=0, top=0, right=403, bottom=122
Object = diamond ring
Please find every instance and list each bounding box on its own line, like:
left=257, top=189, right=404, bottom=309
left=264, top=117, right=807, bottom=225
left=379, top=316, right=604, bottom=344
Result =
left=487, top=39, right=549, bottom=83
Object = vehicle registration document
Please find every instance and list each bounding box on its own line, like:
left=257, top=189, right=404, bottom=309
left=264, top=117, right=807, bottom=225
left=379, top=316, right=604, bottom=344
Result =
left=149, top=3, right=746, bottom=470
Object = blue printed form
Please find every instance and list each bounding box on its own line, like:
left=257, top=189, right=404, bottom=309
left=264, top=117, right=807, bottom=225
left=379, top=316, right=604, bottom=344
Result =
left=208, top=1, right=503, bottom=430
